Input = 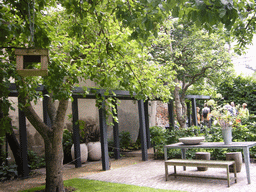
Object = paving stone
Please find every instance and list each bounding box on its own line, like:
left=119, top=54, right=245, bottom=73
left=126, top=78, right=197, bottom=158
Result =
left=82, top=159, right=256, bottom=192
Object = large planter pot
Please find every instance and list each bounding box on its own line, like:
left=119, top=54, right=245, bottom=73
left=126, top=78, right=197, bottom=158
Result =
left=88, top=141, right=102, bottom=161
left=71, top=143, right=88, bottom=163
left=222, top=127, right=232, bottom=145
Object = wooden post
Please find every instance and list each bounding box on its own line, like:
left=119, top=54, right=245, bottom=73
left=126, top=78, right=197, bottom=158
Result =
left=138, top=100, right=148, bottom=161
left=42, top=90, right=51, bottom=127
left=144, top=100, right=151, bottom=149
left=72, top=96, right=81, bottom=168
left=112, top=100, right=120, bottom=159
left=191, top=98, right=197, bottom=126
left=18, top=107, right=29, bottom=178
left=187, top=101, right=191, bottom=127
left=99, top=96, right=110, bottom=170
left=168, top=100, right=174, bottom=130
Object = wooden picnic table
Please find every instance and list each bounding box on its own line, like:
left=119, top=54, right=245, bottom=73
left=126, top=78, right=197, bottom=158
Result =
left=164, top=141, right=256, bottom=184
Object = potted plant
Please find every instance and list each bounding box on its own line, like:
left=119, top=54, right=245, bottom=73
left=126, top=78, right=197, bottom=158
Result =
left=70, top=119, right=89, bottom=164
left=79, top=118, right=101, bottom=161
left=87, top=124, right=101, bottom=161
left=209, top=99, right=241, bottom=145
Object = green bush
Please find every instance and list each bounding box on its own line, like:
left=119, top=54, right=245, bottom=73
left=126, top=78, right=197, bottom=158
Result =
left=62, top=129, right=73, bottom=164
left=27, top=150, right=45, bottom=170
left=149, top=126, right=166, bottom=159
left=150, top=122, right=256, bottom=160
left=217, top=75, right=256, bottom=115
left=0, top=163, right=18, bottom=182
left=119, top=131, right=132, bottom=150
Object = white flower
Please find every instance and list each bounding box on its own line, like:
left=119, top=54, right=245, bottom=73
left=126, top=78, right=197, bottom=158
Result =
left=216, top=93, right=222, bottom=99
left=207, top=99, right=215, bottom=106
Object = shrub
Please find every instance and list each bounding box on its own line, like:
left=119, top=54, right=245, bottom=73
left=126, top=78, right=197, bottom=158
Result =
left=150, top=123, right=256, bottom=161
left=63, top=129, right=73, bottom=164
left=149, top=126, right=167, bottom=159
left=0, top=163, right=18, bottom=182
left=27, top=150, right=45, bottom=170
left=119, top=131, right=132, bottom=150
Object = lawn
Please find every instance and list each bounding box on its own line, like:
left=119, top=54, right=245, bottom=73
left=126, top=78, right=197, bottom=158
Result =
left=20, top=178, right=185, bottom=192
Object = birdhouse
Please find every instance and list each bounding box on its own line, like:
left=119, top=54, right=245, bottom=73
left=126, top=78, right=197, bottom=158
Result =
left=15, top=48, right=48, bottom=76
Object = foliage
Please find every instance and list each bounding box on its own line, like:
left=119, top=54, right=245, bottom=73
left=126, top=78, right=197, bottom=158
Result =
left=148, top=19, right=233, bottom=128
left=20, top=178, right=183, bottom=192
left=27, top=150, right=45, bottom=170
left=173, top=0, right=256, bottom=55
left=216, top=75, right=256, bottom=115
left=108, top=132, right=140, bottom=157
left=0, top=163, right=18, bottom=182
left=78, top=119, right=100, bottom=143
left=119, top=131, right=132, bottom=150
left=62, top=129, right=73, bottom=164
left=150, top=120, right=256, bottom=160
left=2, top=0, right=256, bottom=190
left=209, top=99, right=242, bottom=129
left=149, top=126, right=167, bottom=159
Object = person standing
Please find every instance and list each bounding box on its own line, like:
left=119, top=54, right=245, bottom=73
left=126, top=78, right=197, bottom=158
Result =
left=240, top=103, right=249, bottom=119
left=202, top=103, right=210, bottom=127
left=196, top=107, right=201, bottom=125
left=230, top=102, right=238, bottom=116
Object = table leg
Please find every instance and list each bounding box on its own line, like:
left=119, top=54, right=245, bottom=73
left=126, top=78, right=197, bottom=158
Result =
left=243, top=147, right=251, bottom=184
left=164, top=147, right=167, bottom=161
left=181, top=149, right=186, bottom=171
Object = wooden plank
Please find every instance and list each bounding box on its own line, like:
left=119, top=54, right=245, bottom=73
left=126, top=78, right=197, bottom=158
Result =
left=41, top=55, right=48, bottom=70
left=169, top=173, right=236, bottom=181
left=15, top=48, right=48, bottom=55
left=165, top=159, right=235, bottom=167
left=185, top=95, right=211, bottom=99
left=17, top=69, right=48, bottom=76
left=16, top=56, right=23, bottom=70
left=165, top=159, right=237, bottom=187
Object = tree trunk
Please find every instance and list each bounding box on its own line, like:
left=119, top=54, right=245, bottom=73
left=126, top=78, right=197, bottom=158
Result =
left=44, top=99, right=68, bottom=192
left=45, top=138, right=65, bottom=192
left=18, top=92, right=68, bottom=191
left=174, top=85, right=186, bottom=128
left=5, top=125, right=23, bottom=175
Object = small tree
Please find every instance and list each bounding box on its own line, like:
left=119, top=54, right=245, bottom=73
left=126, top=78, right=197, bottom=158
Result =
left=149, top=20, right=233, bottom=128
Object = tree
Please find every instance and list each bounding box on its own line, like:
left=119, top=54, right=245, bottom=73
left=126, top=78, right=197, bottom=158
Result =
left=1, top=0, right=256, bottom=191
left=148, top=20, right=233, bottom=128
left=172, top=0, right=256, bottom=55
left=1, top=1, right=173, bottom=191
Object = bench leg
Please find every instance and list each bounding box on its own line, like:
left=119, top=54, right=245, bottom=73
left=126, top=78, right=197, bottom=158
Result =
left=165, top=163, right=168, bottom=181
left=233, top=163, right=237, bottom=183
left=174, top=165, right=177, bottom=178
left=227, top=165, right=230, bottom=187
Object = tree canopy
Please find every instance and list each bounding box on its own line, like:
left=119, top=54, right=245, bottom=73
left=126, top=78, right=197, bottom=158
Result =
left=1, top=0, right=256, bottom=191
left=147, top=19, right=233, bottom=128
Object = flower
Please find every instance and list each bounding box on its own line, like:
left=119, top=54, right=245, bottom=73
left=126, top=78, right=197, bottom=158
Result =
left=207, top=99, right=215, bottom=106
left=216, top=93, right=223, bottom=99
left=210, top=101, right=240, bottom=129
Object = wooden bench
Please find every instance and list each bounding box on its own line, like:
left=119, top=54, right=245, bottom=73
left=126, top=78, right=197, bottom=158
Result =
left=165, top=159, right=237, bottom=187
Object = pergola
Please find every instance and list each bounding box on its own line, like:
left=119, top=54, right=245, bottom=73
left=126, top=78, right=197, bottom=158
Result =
left=7, top=83, right=210, bottom=178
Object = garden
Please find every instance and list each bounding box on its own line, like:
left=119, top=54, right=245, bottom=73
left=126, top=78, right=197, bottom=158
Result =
left=1, top=1, right=256, bottom=191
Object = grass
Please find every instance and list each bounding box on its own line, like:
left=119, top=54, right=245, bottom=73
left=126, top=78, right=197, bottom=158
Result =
left=20, top=178, right=185, bottom=192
